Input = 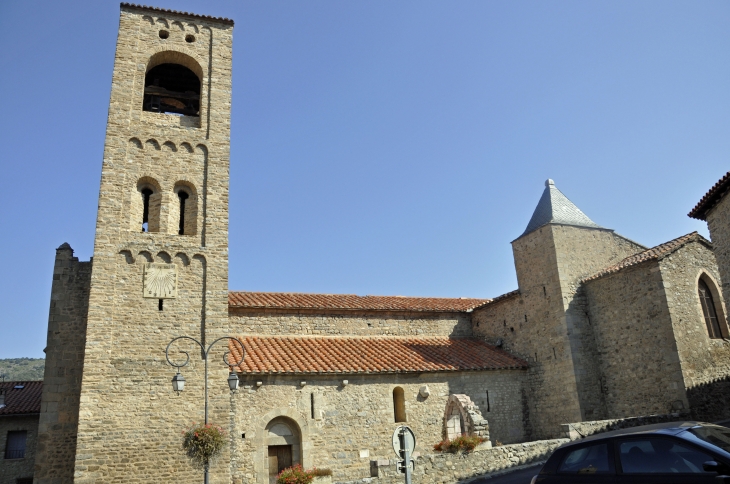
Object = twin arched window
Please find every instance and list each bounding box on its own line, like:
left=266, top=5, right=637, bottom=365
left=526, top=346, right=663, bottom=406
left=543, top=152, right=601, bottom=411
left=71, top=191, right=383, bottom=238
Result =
left=136, top=180, right=196, bottom=235
left=698, top=277, right=726, bottom=339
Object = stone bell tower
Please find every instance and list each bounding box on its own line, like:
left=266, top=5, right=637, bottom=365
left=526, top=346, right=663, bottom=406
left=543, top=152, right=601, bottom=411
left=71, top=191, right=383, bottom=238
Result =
left=510, top=179, right=644, bottom=438
left=35, top=4, right=234, bottom=483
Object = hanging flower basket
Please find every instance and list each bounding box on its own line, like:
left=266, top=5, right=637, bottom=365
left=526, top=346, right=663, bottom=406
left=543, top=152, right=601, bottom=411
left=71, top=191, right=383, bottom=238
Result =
left=182, top=423, right=227, bottom=469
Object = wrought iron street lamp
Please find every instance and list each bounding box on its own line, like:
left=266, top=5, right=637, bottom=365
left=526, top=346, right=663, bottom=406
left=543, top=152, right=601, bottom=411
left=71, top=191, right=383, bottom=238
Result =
left=172, top=371, right=186, bottom=393
left=166, top=335, right=245, bottom=484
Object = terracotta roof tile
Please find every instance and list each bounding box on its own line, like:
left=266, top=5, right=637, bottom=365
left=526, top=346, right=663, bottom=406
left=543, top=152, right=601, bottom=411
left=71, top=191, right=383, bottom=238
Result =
left=582, top=232, right=708, bottom=283
left=120, top=3, right=234, bottom=25
left=0, top=381, right=42, bottom=416
left=689, top=171, right=730, bottom=220
left=228, top=292, right=490, bottom=313
left=228, top=336, right=527, bottom=375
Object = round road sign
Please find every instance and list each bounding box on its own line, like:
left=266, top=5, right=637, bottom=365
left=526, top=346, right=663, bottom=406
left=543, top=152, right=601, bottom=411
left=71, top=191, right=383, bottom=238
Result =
left=391, top=425, right=416, bottom=457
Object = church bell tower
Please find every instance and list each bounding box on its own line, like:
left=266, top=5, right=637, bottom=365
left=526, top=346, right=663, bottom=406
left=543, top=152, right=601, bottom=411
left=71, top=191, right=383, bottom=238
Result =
left=38, top=5, right=235, bottom=482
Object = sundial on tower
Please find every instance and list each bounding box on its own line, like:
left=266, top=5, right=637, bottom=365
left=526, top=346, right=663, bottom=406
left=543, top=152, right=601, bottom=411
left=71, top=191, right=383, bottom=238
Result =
left=143, top=263, right=178, bottom=298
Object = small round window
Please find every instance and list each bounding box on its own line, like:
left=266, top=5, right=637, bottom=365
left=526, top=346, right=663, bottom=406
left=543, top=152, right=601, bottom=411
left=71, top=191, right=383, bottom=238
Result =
left=159, top=30, right=169, bottom=39
left=185, top=34, right=196, bottom=43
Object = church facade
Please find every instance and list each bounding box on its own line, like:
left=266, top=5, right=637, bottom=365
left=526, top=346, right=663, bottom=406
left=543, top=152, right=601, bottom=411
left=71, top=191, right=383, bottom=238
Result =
left=18, top=4, right=730, bottom=484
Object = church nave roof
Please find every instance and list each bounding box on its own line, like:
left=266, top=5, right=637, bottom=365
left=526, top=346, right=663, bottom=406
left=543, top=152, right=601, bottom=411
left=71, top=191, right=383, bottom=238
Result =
left=228, top=336, right=527, bottom=375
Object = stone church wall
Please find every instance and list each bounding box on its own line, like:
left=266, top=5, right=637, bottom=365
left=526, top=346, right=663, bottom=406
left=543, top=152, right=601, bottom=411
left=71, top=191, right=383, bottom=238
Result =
left=231, top=371, right=526, bottom=484
left=658, top=240, right=730, bottom=420
left=508, top=226, right=583, bottom=439
left=474, top=225, right=646, bottom=439
left=228, top=309, right=472, bottom=337
left=34, top=244, right=92, bottom=484
left=550, top=226, right=644, bottom=422
left=706, top=193, right=730, bottom=313
left=583, top=261, right=686, bottom=418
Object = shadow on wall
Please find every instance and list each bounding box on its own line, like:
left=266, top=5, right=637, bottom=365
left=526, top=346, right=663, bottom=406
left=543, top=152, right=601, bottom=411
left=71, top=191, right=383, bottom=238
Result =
left=688, top=375, right=730, bottom=422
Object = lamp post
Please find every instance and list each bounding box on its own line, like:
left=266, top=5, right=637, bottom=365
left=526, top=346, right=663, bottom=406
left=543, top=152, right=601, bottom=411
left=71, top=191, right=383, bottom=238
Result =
left=165, top=335, right=245, bottom=484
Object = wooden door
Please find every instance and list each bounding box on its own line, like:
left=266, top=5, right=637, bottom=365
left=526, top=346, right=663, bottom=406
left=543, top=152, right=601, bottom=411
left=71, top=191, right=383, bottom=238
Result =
left=268, top=445, right=293, bottom=476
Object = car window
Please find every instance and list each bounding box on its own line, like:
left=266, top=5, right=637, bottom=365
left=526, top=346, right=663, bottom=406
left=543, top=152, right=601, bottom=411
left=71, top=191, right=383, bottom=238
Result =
left=689, top=425, right=730, bottom=454
left=558, top=443, right=612, bottom=474
left=618, top=438, right=714, bottom=474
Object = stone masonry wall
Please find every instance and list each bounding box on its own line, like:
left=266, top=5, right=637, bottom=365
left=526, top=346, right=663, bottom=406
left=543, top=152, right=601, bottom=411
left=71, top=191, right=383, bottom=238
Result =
left=474, top=225, right=644, bottom=439
left=550, top=226, right=645, bottom=422
left=232, top=371, right=526, bottom=484
left=658, top=239, right=730, bottom=420
left=0, top=415, right=39, bottom=484
left=34, top=244, right=92, bottom=484
left=706, top=193, right=730, bottom=316
left=506, top=226, right=582, bottom=439
left=561, top=412, right=690, bottom=441
left=72, top=7, right=234, bottom=484
left=470, top=294, right=534, bottom=438
left=583, top=261, right=687, bottom=418
left=363, top=438, right=567, bottom=484
left=228, top=309, right=472, bottom=337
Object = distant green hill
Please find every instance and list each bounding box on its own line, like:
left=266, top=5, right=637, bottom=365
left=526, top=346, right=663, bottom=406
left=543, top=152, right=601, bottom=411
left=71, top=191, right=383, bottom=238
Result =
left=0, top=358, right=45, bottom=381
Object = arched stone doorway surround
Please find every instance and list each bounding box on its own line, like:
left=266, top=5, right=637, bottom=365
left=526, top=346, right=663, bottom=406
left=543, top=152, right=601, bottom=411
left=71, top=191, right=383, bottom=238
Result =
left=442, top=394, right=490, bottom=441
left=252, top=408, right=312, bottom=484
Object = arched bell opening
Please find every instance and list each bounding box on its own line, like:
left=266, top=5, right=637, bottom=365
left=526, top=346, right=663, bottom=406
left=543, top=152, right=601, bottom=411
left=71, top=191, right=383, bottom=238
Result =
left=143, top=63, right=200, bottom=116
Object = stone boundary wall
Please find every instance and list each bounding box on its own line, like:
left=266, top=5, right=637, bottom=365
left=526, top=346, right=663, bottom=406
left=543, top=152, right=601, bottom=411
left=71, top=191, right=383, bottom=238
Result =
left=339, top=439, right=567, bottom=484
left=561, top=412, right=690, bottom=441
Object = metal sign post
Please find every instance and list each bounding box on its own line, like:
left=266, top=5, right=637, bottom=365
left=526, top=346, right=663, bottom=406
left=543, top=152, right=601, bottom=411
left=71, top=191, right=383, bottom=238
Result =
left=392, top=425, right=416, bottom=484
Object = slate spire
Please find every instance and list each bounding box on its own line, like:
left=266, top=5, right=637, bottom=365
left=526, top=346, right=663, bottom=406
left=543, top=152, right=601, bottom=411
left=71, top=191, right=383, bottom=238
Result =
left=520, top=179, right=603, bottom=237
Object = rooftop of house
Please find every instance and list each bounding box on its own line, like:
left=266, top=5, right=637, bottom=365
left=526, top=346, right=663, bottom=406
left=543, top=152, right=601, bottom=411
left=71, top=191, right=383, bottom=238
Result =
left=689, top=171, right=730, bottom=221
left=228, top=336, right=528, bottom=375
left=0, top=381, right=43, bottom=416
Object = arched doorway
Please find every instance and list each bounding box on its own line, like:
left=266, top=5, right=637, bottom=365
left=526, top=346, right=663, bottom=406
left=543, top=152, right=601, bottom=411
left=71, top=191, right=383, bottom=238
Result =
left=442, top=394, right=490, bottom=442
left=445, top=403, right=465, bottom=440
left=265, top=417, right=301, bottom=484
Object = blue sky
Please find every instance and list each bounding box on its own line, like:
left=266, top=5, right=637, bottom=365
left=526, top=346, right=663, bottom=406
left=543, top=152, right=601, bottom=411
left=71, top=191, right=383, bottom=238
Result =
left=0, top=1, right=728, bottom=358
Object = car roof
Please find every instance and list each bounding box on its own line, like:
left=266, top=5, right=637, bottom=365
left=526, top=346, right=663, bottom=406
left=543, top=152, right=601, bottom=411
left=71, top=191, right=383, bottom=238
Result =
left=561, top=421, right=709, bottom=448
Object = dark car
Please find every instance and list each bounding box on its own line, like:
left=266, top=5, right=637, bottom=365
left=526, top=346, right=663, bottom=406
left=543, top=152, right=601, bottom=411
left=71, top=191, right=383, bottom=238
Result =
left=530, top=421, right=730, bottom=483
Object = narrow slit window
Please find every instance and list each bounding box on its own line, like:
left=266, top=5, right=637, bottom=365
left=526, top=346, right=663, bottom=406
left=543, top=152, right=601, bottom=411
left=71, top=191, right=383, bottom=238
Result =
left=141, top=188, right=153, bottom=232
left=158, top=299, right=163, bottom=311
left=699, top=279, right=722, bottom=339
left=393, top=387, right=406, bottom=423
left=486, top=390, right=490, bottom=412
left=178, top=191, right=189, bottom=235
left=310, top=393, right=315, bottom=419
